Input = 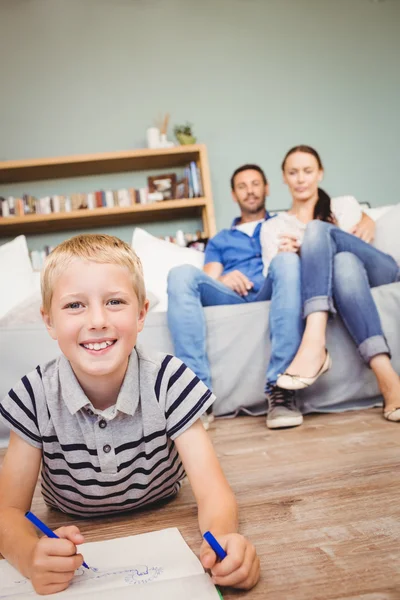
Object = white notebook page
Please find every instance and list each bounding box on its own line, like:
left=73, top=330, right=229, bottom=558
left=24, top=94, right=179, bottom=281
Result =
left=0, top=527, right=220, bottom=599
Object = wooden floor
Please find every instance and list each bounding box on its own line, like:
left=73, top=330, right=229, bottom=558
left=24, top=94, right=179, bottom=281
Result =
left=1, top=409, right=400, bottom=599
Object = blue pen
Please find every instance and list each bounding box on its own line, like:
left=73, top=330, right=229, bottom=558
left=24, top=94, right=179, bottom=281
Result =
left=203, top=531, right=227, bottom=561
left=25, top=511, right=89, bottom=569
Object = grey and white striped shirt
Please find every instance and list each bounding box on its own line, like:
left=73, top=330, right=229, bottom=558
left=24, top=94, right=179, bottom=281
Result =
left=0, top=346, right=214, bottom=517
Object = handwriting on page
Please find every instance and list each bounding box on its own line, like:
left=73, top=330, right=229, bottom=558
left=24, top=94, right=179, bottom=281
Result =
left=0, top=565, right=163, bottom=598
left=75, top=564, right=163, bottom=585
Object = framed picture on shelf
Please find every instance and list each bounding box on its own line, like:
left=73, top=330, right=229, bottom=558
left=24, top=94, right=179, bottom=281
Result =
left=147, top=173, right=177, bottom=200
left=176, top=177, right=189, bottom=200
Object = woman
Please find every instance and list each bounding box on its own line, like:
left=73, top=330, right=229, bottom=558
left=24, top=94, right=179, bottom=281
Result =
left=261, top=145, right=400, bottom=423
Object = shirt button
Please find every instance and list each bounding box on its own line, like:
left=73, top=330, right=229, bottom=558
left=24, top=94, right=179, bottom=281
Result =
left=86, top=408, right=93, bottom=416
left=99, top=419, right=107, bottom=429
left=103, top=444, right=111, bottom=454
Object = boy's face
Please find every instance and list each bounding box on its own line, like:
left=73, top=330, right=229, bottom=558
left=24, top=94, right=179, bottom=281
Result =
left=42, top=259, right=148, bottom=389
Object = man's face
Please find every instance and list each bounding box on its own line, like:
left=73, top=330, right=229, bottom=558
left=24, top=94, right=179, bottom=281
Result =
left=232, top=170, right=269, bottom=216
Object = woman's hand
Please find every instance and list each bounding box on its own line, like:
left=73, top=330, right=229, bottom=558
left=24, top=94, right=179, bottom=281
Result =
left=350, top=212, right=375, bottom=243
left=200, top=533, right=260, bottom=590
left=28, top=526, right=85, bottom=595
left=278, top=233, right=301, bottom=253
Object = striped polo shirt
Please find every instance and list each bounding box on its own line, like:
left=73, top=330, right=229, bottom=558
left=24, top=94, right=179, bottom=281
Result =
left=0, top=346, right=215, bottom=517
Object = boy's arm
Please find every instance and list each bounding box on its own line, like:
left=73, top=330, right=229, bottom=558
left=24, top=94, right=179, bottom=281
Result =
left=174, top=419, right=237, bottom=534
left=174, top=420, right=260, bottom=590
left=0, top=432, right=84, bottom=594
left=0, top=431, right=42, bottom=574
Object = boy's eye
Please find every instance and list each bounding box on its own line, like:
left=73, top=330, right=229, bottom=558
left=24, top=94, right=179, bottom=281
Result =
left=65, top=302, right=83, bottom=310
left=107, top=299, right=124, bottom=306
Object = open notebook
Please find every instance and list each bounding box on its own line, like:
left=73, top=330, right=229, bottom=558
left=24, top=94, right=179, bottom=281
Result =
left=0, top=528, right=221, bottom=599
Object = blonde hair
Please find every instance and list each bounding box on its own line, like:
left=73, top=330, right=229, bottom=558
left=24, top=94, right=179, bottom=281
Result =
left=41, top=233, right=146, bottom=313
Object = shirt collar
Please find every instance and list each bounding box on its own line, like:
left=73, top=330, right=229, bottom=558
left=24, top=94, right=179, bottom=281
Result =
left=59, top=350, right=140, bottom=417
left=231, top=211, right=270, bottom=230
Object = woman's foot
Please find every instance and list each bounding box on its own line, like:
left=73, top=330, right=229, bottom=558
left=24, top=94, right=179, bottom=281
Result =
left=370, top=355, right=400, bottom=423
left=381, top=375, right=400, bottom=422
left=384, top=407, right=400, bottom=422
left=277, top=347, right=332, bottom=390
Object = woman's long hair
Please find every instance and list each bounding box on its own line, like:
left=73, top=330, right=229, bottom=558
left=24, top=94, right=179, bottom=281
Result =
left=282, top=145, right=336, bottom=224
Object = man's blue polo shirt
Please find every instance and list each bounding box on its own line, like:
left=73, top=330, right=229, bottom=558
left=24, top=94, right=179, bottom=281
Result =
left=204, top=213, right=272, bottom=299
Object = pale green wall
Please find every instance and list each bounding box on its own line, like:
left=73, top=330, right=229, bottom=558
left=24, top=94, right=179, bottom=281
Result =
left=0, top=0, right=399, bottom=250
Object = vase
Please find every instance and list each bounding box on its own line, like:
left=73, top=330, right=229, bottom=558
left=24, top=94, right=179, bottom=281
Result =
left=176, top=133, right=197, bottom=145
left=147, top=127, right=160, bottom=148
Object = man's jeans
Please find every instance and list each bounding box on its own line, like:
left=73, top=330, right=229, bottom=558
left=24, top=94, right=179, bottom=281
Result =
left=301, top=220, right=400, bottom=364
left=167, top=253, right=303, bottom=391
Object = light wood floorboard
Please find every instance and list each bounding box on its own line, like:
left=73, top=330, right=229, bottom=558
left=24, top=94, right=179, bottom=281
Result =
left=1, top=409, right=399, bottom=599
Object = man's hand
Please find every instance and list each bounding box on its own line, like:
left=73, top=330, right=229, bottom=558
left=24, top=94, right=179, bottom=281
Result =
left=350, top=213, right=375, bottom=243
left=28, top=526, right=85, bottom=595
left=219, top=271, right=254, bottom=296
left=278, top=233, right=301, bottom=254
left=200, top=533, right=260, bottom=590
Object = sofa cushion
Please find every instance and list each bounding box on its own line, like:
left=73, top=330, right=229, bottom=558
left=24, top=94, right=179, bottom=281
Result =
left=0, top=236, right=37, bottom=319
left=1, top=280, right=398, bottom=437
left=372, top=203, right=400, bottom=265
left=132, top=227, right=204, bottom=312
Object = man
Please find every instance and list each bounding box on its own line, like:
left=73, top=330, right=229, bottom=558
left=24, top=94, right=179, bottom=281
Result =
left=167, top=164, right=304, bottom=429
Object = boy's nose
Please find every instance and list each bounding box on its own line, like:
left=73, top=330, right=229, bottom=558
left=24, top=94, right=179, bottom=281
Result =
left=87, top=307, right=108, bottom=329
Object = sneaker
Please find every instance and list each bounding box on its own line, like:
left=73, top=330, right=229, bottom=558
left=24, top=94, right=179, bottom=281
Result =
left=266, top=386, right=303, bottom=429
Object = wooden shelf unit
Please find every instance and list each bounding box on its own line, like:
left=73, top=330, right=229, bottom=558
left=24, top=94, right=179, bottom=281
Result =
left=0, top=144, right=216, bottom=238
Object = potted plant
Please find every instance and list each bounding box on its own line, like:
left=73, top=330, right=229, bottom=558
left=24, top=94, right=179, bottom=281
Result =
left=174, top=123, right=197, bottom=145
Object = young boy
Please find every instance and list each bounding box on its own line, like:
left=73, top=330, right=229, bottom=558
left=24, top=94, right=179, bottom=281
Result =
left=0, top=234, right=260, bottom=595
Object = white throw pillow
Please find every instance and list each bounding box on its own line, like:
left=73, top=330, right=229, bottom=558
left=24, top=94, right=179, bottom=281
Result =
left=0, top=290, right=42, bottom=327
left=132, top=228, right=204, bottom=312
left=372, top=203, right=400, bottom=265
left=0, top=236, right=36, bottom=319
left=364, top=205, right=394, bottom=221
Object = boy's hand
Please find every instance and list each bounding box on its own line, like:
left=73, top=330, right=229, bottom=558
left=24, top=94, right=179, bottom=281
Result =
left=200, top=533, right=260, bottom=590
left=29, top=525, right=85, bottom=595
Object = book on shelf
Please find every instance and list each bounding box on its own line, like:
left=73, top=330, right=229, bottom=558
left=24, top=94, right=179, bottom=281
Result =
left=0, top=163, right=205, bottom=219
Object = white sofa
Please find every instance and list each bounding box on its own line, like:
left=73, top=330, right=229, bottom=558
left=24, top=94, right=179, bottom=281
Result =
left=1, top=204, right=399, bottom=447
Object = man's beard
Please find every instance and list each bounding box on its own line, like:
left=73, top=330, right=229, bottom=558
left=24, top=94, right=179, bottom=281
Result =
left=240, top=196, right=266, bottom=215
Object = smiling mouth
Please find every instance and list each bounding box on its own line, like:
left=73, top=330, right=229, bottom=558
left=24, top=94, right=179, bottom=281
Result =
left=80, top=340, right=117, bottom=351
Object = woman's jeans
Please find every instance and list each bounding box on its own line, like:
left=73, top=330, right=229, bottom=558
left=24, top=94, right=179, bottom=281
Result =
left=301, top=220, right=400, bottom=364
left=167, top=253, right=303, bottom=391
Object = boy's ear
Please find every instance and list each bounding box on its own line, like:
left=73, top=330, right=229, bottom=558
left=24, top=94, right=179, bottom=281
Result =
left=137, top=299, right=149, bottom=333
left=41, top=307, right=58, bottom=340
